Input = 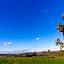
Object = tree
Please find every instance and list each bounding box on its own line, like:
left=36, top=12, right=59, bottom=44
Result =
left=56, top=38, right=64, bottom=50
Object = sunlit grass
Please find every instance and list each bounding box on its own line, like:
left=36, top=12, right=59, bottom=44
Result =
left=0, top=57, right=64, bottom=64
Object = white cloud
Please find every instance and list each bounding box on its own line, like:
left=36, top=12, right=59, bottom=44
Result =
left=49, top=46, right=60, bottom=51
left=35, top=37, right=40, bottom=40
left=2, top=41, right=12, bottom=46
left=0, top=47, right=60, bottom=54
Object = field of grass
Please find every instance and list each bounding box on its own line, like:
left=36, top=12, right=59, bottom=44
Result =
left=0, top=51, right=64, bottom=64
left=0, top=57, right=64, bottom=64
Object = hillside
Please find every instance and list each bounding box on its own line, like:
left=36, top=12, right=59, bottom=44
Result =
left=0, top=51, right=64, bottom=64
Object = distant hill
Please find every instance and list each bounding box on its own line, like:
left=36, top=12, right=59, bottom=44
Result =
left=0, top=51, right=64, bottom=58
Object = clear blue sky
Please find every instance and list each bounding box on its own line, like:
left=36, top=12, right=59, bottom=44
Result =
left=0, top=0, right=64, bottom=51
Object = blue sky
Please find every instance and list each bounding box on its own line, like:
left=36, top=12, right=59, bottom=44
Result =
left=0, top=0, right=64, bottom=51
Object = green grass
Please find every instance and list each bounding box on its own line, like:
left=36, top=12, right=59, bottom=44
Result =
left=0, top=57, right=63, bottom=64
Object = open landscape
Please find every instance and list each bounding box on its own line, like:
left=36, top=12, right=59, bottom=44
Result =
left=0, top=51, right=64, bottom=64
left=0, top=0, right=64, bottom=64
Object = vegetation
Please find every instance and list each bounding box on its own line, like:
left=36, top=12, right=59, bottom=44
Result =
left=0, top=51, right=64, bottom=64
left=0, top=57, right=64, bottom=64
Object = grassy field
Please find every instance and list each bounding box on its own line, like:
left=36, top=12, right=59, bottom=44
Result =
left=0, top=51, right=64, bottom=64
left=0, top=57, right=64, bottom=64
